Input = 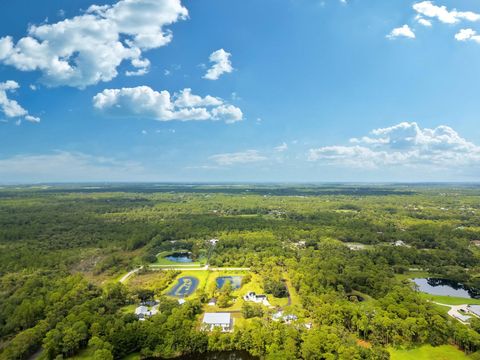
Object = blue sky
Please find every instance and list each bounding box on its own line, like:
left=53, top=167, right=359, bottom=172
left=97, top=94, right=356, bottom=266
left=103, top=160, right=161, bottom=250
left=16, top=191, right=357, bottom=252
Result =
left=1, top=0, right=480, bottom=183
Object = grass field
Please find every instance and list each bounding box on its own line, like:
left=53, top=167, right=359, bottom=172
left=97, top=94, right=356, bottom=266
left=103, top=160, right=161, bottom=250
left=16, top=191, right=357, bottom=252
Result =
left=206, top=270, right=255, bottom=311
left=419, top=293, right=480, bottom=305
left=389, top=345, right=471, bottom=360
left=395, top=271, right=431, bottom=281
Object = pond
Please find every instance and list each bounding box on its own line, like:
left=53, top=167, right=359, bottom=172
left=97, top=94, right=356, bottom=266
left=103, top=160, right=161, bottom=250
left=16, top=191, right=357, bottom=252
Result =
left=413, top=278, right=479, bottom=299
left=165, top=252, right=193, bottom=263
left=216, top=276, right=243, bottom=290
left=167, top=276, right=199, bottom=297
left=175, top=351, right=258, bottom=360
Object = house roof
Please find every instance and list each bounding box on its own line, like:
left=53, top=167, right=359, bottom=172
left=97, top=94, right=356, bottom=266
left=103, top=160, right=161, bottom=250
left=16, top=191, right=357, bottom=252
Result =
left=135, top=306, right=149, bottom=315
left=468, top=305, right=480, bottom=317
left=453, top=313, right=471, bottom=322
left=203, top=312, right=231, bottom=325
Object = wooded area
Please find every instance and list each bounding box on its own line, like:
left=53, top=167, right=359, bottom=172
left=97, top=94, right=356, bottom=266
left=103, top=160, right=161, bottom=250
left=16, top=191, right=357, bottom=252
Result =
left=1, top=184, right=480, bottom=359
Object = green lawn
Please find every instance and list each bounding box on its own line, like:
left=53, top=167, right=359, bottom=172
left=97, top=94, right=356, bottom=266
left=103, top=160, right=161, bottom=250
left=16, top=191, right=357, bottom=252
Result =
left=419, top=293, right=480, bottom=305
left=284, top=273, right=302, bottom=307
left=389, top=345, right=471, bottom=360
left=395, top=271, right=431, bottom=281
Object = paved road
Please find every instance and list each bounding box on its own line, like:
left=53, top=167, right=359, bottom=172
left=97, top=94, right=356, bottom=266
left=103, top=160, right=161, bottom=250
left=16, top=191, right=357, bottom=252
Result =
left=119, top=266, right=143, bottom=283
left=433, top=302, right=472, bottom=324
left=149, top=265, right=250, bottom=271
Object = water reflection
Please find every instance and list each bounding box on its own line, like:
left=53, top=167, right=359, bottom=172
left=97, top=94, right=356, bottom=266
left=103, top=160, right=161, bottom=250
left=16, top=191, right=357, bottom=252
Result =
left=413, top=278, right=479, bottom=299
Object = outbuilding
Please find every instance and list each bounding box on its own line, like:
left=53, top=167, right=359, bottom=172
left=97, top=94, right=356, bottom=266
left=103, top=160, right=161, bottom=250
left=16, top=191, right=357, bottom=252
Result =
left=202, top=312, right=232, bottom=332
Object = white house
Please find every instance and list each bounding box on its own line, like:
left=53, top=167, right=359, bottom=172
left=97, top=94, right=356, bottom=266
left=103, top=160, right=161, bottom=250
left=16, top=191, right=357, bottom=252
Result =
left=208, top=298, right=217, bottom=306
left=202, top=312, right=232, bottom=332
left=272, top=311, right=298, bottom=323
left=244, top=292, right=269, bottom=305
left=135, top=305, right=158, bottom=320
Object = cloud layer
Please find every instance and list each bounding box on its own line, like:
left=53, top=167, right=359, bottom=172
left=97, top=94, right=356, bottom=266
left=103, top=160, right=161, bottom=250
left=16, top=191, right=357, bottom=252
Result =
left=0, top=81, right=39, bottom=123
left=93, top=86, right=243, bottom=123
left=0, top=0, right=188, bottom=88
left=210, top=150, right=267, bottom=166
left=308, top=122, right=480, bottom=169
left=203, top=49, right=233, bottom=80
left=0, top=151, right=145, bottom=183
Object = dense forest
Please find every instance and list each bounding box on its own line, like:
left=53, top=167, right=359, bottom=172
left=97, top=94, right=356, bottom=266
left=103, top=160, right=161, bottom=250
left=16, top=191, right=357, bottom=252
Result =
left=1, top=184, right=480, bottom=360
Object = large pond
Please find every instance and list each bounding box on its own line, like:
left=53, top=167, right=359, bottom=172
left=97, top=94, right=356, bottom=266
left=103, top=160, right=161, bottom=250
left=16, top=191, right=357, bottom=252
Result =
left=216, top=276, right=243, bottom=290
left=167, top=276, right=199, bottom=297
left=413, top=278, right=479, bottom=299
left=175, top=351, right=258, bottom=360
left=165, top=252, right=193, bottom=263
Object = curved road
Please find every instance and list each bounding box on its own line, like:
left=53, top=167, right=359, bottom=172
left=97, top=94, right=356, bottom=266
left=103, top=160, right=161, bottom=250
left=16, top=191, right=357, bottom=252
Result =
left=119, top=266, right=143, bottom=283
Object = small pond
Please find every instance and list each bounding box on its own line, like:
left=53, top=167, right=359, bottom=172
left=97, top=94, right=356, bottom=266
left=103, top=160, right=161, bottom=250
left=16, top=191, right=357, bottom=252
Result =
left=413, top=278, right=479, bottom=299
left=165, top=252, right=193, bottom=263
left=216, top=276, right=243, bottom=290
left=176, top=351, right=258, bottom=360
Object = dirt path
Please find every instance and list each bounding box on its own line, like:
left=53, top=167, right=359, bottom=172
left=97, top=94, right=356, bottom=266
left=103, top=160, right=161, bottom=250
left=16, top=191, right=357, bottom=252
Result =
left=119, top=266, right=143, bottom=283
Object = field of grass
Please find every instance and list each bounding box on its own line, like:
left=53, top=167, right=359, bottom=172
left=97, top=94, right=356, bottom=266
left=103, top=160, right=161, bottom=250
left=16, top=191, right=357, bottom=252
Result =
left=284, top=273, right=302, bottom=307
left=389, top=345, right=471, bottom=360
left=395, top=271, right=431, bottom=281
left=419, top=293, right=480, bottom=305
left=196, top=270, right=291, bottom=311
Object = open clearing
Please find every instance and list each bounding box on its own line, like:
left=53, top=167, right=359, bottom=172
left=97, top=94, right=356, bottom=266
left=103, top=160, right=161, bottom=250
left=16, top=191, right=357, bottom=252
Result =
left=389, top=345, right=471, bottom=360
left=419, top=293, right=480, bottom=306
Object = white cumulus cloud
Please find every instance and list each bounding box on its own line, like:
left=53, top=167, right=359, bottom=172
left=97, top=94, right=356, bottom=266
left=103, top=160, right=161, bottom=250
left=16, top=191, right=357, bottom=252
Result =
left=308, top=122, right=480, bottom=169
left=0, top=81, right=40, bottom=123
left=387, top=25, right=416, bottom=39
left=416, top=16, right=432, bottom=27
left=455, top=28, right=480, bottom=43
left=210, top=150, right=267, bottom=166
left=413, top=1, right=480, bottom=24
left=93, top=86, right=243, bottom=123
left=203, top=49, right=233, bottom=80
left=0, top=0, right=188, bottom=88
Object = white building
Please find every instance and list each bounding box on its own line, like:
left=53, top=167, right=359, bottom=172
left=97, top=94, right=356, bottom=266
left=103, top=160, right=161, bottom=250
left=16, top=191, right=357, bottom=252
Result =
left=208, top=298, right=217, bottom=306
left=135, top=305, right=158, bottom=320
left=272, top=311, right=298, bottom=323
left=202, top=312, right=232, bottom=332
left=467, top=305, right=480, bottom=318
left=244, top=292, right=269, bottom=305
